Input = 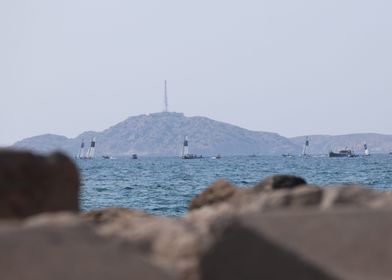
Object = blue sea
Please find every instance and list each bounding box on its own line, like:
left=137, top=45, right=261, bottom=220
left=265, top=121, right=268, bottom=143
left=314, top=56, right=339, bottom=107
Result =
left=77, top=155, right=392, bottom=216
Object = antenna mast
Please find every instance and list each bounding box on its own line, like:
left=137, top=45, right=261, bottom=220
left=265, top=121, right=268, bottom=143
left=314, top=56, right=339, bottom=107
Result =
left=164, top=80, right=168, bottom=112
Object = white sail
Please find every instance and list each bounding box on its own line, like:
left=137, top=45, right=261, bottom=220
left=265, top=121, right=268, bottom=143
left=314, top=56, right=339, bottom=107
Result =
left=182, top=136, right=189, bottom=157
left=364, top=143, right=370, bottom=156
left=302, top=137, right=310, bottom=156
left=78, top=138, right=85, bottom=158
left=86, top=137, right=96, bottom=159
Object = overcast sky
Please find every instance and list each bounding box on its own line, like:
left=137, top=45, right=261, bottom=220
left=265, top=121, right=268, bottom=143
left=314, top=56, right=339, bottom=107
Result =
left=1, top=0, right=392, bottom=146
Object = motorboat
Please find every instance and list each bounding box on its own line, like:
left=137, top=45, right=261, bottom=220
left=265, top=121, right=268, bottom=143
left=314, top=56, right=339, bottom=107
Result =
left=329, top=150, right=357, bottom=158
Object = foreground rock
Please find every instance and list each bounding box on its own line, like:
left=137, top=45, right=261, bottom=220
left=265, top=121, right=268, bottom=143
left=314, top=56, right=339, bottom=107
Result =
left=254, top=174, right=307, bottom=191
left=82, top=208, right=204, bottom=280
left=81, top=207, right=150, bottom=224
left=182, top=176, right=392, bottom=279
left=198, top=208, right=392, bottom=280
left=189, top=180, right=239, bottom=210
left=188, top=175, right=392, bottom=214
left=0, top=150, right=79, bottom=218
left=0, top=212, right=173, bottom=280
left=188, top=175, right=308, bottom=211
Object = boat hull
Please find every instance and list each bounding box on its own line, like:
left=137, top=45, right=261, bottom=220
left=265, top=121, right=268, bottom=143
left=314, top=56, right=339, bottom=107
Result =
left=182, top=154, right=202, bottom=159
left=329, top=151, right=357, bottom=158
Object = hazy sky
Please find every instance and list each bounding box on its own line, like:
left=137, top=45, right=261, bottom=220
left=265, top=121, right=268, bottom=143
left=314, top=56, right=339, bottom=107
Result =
left=1, top=0, right=392, bottom=145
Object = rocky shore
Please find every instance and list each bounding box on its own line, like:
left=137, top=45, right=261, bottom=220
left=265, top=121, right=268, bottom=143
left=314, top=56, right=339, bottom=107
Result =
left=1, top=150, right=392, bottom=280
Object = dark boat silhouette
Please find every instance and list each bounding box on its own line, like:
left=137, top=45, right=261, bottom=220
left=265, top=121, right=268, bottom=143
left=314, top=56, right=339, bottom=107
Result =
left=329, top=149, right=357, bottom=158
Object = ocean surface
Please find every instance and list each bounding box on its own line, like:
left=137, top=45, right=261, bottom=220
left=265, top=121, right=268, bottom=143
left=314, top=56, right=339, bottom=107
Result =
left=77, top=155, right=392, bottom=216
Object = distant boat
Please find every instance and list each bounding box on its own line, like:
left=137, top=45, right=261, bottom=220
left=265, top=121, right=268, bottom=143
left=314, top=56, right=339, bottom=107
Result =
left=364, top=143, right=370, bottom=156
left=329, top=149, right=357, bottom=158
left=102, top=155, right=112, bottom=159
left=212, top=154, right=221, bottom=159
left=181, top=136, right=202, bottom=159
left=76, top=137, right=96, bottom=159
left=282, top=154, right=294, bottom=158
left=76, top=138, right=85, bottom=159
left=302, top=137, right=310, bottom=156
left=132, top=154, right=138, bottom=159
left=85, top=137, right=96, bottom=159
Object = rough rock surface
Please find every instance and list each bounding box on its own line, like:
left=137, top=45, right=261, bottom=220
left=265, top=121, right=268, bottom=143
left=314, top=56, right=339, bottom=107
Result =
left=238, top=209, right=392, bottom=280
left=0, top=150, right=79, bottom=218
left=254, top=174, right=307, bottom=191
left=82, top=208, right=205, bottom=280
left=81, top=207, right=150, bottom=225
left=0, top=212, right=174, bottom=280
left=188, top=180, right=239, bottom=210
left=188, top=175, right=309, bottom=211
left=200, top=219, right=337, bottom=280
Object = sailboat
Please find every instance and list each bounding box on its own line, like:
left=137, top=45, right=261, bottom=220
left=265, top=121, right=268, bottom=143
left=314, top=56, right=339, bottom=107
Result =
left=77, top=138, right=85, bottom=159
left=181, top=136, right=202, bottom=159
left=364, top=143, right=370, bottom=156
left=85, top=137, right=96, bottom=159
left=77, top=137, right=96, bottom=159
left=302, top=136, right=310, bottom=156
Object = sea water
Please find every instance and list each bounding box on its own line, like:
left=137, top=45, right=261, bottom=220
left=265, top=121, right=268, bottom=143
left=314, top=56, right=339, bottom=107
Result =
left=77, top=155, right=392, bottom=216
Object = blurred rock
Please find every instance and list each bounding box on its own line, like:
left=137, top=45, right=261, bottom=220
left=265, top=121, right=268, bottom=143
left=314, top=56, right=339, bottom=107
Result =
left=0, top=150, right=79, bottom=218
left=84, top=211, right=205, bottom=280
left=81, top=207, right=150, bottom=225
left=200, top=218, right=337, bottom=280
left=188, top=176, right=392, bottom=217
left=188, top=180, right=239, bottom=210
left=254, top=174, right=307, bottom=191
left=184, top=180, right=392, bottom=280
left=320, top=185, right=391, bottom=209
left=0, top=212, right=173, bottom=280
left=187, top=205, right=392, bottom=280
left=236, top=209, right=392, bottom=280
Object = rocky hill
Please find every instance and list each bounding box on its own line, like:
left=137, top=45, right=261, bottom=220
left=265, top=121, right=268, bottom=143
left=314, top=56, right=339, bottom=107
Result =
left=291, top=134, right=392, bottom=155
left=13, top=112, right=299, bottom=156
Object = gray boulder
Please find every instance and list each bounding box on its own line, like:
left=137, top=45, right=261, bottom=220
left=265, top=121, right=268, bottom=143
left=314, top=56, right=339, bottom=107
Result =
left=0, top=212, right=174, bottom=280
